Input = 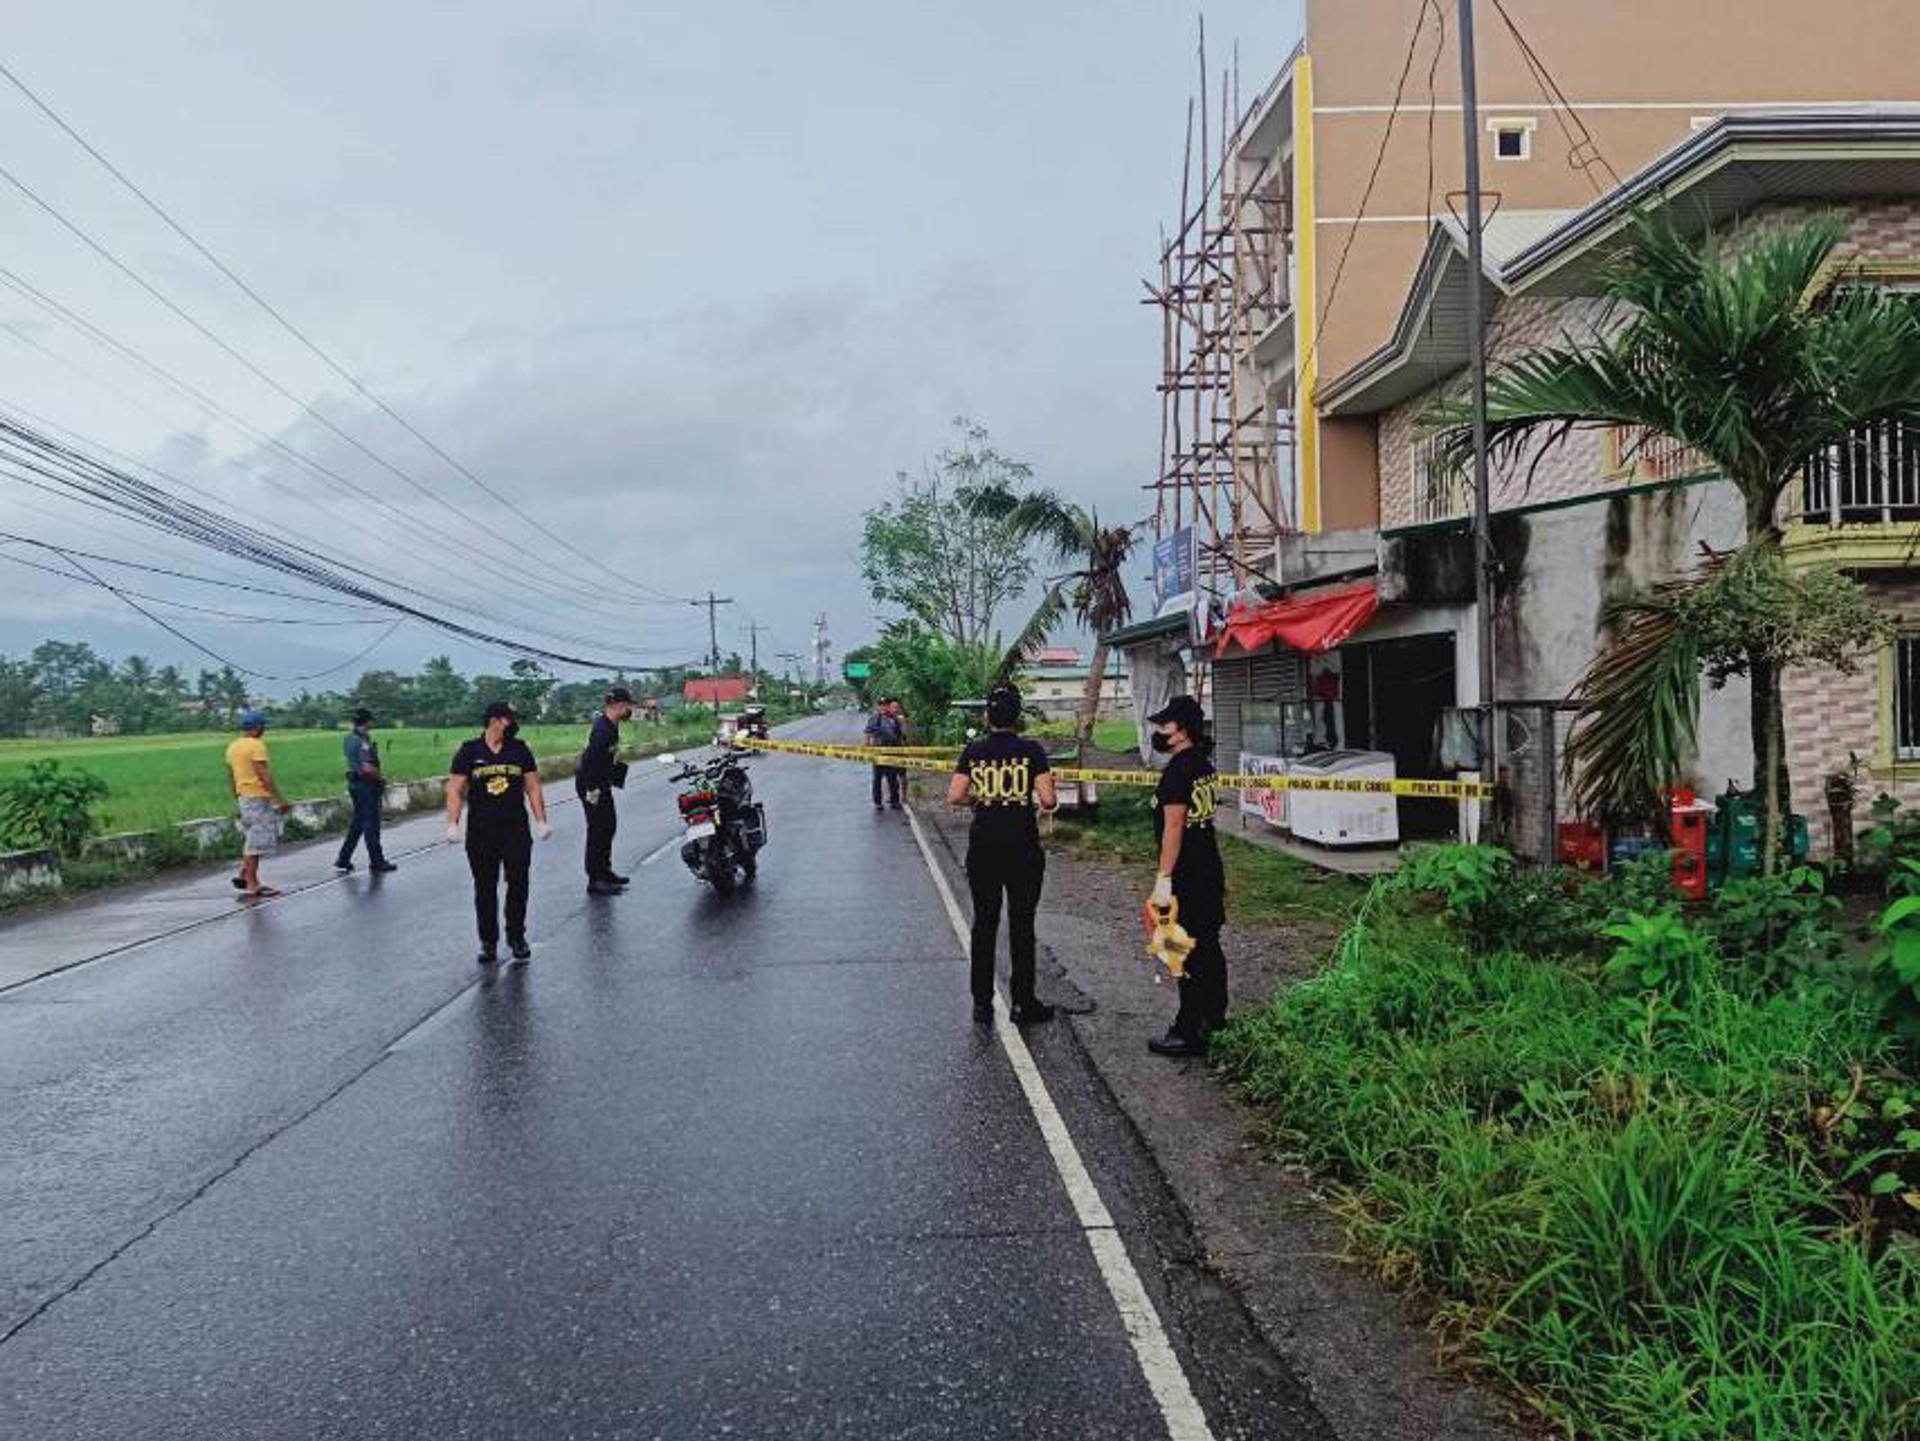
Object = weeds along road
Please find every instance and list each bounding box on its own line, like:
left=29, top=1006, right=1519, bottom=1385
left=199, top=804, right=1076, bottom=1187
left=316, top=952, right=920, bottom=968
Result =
left=0, top=715, right=1329, bottom=1441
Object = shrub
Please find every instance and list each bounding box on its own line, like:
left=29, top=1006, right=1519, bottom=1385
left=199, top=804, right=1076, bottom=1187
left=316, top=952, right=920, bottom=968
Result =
left=1707, top=865, right=1842, bottom=988
left=1602, top=909, right=1718, bottom=1002
left=1871, top=871, right=1920, bottom=1058
left=0, top=759, right=109, bottom=856
left=1215, top=894, right=1920, bottom=1441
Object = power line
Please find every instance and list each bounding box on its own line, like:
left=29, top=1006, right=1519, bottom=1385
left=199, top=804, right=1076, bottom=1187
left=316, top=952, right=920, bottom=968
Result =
left=0, top=57, right=695, bottom=606
left=0, top=266, right=671, bottom=627
left=1299, top=0, right=1437, bottom=386
left=1486, top=0, right=1622, bottom=193
left=0, top=548, right=395, bottom=624
left=0, top=175, right=678, bottom=621
left=19, top=536, right=408, bottom=681
left=0, top=415, right=708, bottom=671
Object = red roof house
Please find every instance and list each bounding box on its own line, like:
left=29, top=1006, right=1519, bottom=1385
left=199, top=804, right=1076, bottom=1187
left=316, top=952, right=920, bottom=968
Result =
left=683, top=676, right=752, bottom=706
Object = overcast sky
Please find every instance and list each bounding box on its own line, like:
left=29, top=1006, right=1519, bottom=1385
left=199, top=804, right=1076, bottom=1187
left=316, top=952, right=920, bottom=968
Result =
left=0, top=1, right=1301, bottom=692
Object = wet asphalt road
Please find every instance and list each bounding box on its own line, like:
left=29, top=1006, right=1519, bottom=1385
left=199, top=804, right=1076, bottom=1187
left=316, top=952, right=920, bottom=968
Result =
left=1, top=716, right=1329, bottom=1440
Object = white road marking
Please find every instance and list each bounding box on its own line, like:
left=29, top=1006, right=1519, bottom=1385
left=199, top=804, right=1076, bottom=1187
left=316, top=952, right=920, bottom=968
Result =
left=902, top=802, right=1215, bottom=1441
left=639, top=836, right=683, bottom=868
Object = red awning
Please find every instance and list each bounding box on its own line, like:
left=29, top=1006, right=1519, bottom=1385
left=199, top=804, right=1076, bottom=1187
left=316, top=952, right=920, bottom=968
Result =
left=1215, top=582, right=1379, bottom=657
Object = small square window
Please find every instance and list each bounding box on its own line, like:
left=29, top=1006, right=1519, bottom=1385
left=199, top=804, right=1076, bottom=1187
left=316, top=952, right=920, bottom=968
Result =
left=1488, top=117, right=1535, bottom=161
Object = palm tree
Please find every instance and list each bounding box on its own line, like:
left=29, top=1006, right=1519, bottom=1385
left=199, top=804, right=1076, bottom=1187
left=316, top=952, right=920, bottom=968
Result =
left=966, top=485, right=1137, bottom=748
left=1432, top=212, right=1920, bottom=869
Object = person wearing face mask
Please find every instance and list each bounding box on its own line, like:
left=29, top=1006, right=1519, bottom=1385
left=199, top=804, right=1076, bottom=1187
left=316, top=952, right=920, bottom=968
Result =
left=948, top=682, right=1058, bottom=1026
left=445, top=700, right=553, bottom=965
left=1144, top=695, right=1227, bottom=1057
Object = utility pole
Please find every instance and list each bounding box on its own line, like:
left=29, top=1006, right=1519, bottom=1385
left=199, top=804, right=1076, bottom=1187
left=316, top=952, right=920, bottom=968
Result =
left=691, top=591, right=733, bottom=720
left=741, top=619, right=768, bottom=696
left=776, top=652, right=803, bottom=699
left=1457, top=0, right=1498, bottom=790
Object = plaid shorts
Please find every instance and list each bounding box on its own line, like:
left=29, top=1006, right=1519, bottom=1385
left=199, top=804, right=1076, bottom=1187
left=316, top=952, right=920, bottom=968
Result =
left=237, top=797, right=282, bottom=857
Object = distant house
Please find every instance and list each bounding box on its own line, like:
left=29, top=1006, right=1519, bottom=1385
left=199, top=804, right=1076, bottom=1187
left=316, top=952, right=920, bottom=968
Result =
left=683, top=676, right=751, bottom=707
left=1027, top=646, right=1082, bottom=667
left=1024, top=654, right=1132, bottom=722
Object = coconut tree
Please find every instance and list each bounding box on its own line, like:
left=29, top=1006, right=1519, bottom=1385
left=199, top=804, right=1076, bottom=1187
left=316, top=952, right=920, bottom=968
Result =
left=1432, top=211, right=1920, bottom=869
left=965, top=485, right=1137, bottom=748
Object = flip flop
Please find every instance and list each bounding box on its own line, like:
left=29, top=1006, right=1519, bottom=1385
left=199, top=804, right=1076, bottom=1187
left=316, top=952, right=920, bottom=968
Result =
left=230, top=876, right=247, bottom=890
left=237, top=886, right=284, bottom=901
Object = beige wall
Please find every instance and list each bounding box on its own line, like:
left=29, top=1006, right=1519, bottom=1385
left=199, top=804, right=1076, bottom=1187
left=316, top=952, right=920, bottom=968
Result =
left=1300, top=0, right=1920, bottom=527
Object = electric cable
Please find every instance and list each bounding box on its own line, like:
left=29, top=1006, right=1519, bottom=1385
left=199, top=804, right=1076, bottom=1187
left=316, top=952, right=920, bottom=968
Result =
left=0, top=55, right=694, bottom=606
left=1298, top=0, right=1436, bottom=387
left=0, top=265, right=672, bottom=626
left=1486, top=0, right=1623, bottom=193
left=0, top=154, right=690, bottom=614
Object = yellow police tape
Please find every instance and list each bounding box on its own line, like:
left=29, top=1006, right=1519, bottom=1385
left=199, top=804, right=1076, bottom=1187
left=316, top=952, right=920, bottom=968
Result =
left=735, top=736, right=1495, bottom=800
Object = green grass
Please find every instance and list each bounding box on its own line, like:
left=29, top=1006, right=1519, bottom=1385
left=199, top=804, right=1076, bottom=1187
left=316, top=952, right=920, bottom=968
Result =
left=1212, top=902, right=1920, bottom=1441
left=1053, top=787, right=1364, bottom=926
left=0, top=719, right=714, bottom=833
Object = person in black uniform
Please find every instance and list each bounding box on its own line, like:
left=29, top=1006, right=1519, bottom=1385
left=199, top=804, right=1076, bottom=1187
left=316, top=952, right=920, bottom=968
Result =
left=1145, top=695, right=1227, bottom=1057
left=578, top=685, right=635, bottom=895
left=445, top=700, right=552, bottom=965
left=947, top=682, right=1057, bottom=1027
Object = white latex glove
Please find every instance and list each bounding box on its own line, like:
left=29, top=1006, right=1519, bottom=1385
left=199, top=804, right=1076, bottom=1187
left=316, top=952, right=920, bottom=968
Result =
left=443, top=822, right=461, bottom=844
left=584, top=789, right=602, bottom=805
left=536, top=821, right=554, bottom=841
left=1149, top=874, right=1174, bottom=910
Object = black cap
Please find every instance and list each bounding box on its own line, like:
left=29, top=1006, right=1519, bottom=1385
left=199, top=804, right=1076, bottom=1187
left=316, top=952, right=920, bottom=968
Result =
left=1147, top=694, right=1207, bottom=737
left=482, top=699, right=518, bottom=723
left=605, top=685, right=635, bottom=705
left=351, top=707, right=374, bottom=726
left=986, top=683, right=1022, bottom=729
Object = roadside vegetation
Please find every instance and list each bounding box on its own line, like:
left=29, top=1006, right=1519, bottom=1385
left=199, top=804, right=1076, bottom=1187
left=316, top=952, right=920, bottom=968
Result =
left=1215, top=842, right=1919, bottom=1441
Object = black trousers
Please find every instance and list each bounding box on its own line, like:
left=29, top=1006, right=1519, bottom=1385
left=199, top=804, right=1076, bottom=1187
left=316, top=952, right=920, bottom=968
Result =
left=1171, top=922, right=1228, bottom=1042
left=871, top=765, right=902, bottom=806
left=966, top=843, right=1044, bottom=1007
left=581, top=785, right=617, bottom=879
left=336, top=780, right=385, bottom=865
left=466, top=828, right=531, bottom=948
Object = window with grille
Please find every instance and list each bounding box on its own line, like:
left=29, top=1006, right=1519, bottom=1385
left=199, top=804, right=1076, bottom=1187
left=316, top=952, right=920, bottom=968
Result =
left=1896, top=637, right=1920, bottom=762
left=1410, top=434, right=1470, bottom=523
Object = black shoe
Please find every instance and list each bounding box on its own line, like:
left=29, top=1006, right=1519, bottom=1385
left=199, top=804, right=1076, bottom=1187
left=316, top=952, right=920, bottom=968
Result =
left=605, top=871, right=631, bottom=885
left=1009, top=1001, right=1056, bottom=1027
left=1147, top=1030, right=1205, bottom=1057
left=507, top=936, right=532, bottom=961
left=333, top=858, right=354, bottom=873
left=973, top=1000, right=995, bottom=1025
left=477, top=947, right=498, bottom=966
left=369, top=860, right=398, bottom=873
left=230, top=875, right=247, bottom=890
left=873, top=802, right=884, bottom=812
left=587, top=880, right=624, bottom=896
left=889, top=800, right=902, bottom=810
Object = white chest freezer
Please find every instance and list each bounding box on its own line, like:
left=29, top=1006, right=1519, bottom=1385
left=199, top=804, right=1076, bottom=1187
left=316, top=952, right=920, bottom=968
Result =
left=1286, top=749, right=1399, bottom=847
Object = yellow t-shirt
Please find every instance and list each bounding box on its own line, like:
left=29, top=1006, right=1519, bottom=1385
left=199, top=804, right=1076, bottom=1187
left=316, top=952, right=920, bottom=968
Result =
left=226, top=735, right=271, bottom=798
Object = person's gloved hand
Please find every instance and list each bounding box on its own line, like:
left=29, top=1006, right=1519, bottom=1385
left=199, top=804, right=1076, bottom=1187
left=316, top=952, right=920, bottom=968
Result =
left=443, top=822, right=461, bottom=844
left=536, top=821, right=554, bottom=841
left=584, top=789, right=601, bottom=805
left=1149, top=874, right=1174, bottom=911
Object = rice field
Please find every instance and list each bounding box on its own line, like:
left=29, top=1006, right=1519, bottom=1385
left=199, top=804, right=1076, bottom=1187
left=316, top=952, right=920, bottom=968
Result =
left=0, top=721, right=708, bottom=833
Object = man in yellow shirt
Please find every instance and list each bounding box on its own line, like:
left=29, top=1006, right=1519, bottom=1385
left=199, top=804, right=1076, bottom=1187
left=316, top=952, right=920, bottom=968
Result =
left=225, top=709, right=291, bottom=899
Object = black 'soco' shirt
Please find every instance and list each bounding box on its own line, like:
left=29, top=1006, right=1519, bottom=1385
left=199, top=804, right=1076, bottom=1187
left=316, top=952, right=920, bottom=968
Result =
left=1152, top=746, right=1225, bottom=927
left=451, top=736, right=539, bottom=840
left=956, top=732, right=1050, bottom=851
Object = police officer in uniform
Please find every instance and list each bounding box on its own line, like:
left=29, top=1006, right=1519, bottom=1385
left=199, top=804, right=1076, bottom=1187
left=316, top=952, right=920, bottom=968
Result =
left=578, top=685, right=635, bottom=895
left=445, top=700, right=552, bottom=964
left=948, top=682, right=1057, bottom=1026
left=1145, top=695, right=1227, bottom=1056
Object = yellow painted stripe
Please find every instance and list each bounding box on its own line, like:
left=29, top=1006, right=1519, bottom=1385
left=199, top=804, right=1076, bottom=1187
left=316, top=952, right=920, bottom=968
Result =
left=1292, top=50, right=1321, bottom=535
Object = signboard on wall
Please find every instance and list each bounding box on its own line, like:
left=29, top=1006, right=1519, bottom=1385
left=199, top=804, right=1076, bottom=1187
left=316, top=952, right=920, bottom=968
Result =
left=1237, top=753, right=1289, bottom=829
left=1151, top=527, right=1195, bottom=605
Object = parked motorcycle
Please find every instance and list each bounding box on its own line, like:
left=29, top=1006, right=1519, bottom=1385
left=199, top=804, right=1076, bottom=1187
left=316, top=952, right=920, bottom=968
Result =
left=658, top=750, right=768, bottom=895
